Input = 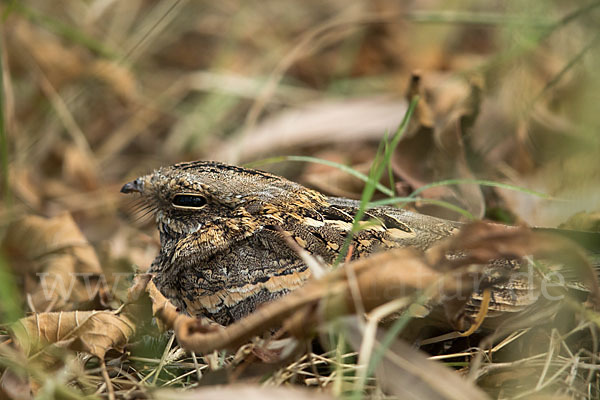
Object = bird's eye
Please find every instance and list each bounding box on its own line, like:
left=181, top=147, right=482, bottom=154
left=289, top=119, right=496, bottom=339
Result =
left=172, top=194, right=208, bottom=208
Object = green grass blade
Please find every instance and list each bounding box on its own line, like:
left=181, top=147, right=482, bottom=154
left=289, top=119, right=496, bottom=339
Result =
left=248, top=159, right=550, bottom=212
left=246, top=155, right=395, bottom=197
left=332, top=96, right=420, bottom=265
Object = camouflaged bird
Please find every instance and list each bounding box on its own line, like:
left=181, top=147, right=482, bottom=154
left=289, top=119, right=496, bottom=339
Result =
left=120, top=161, right=554, bottom=325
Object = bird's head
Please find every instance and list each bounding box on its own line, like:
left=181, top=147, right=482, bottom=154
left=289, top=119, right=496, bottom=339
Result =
left=121, top=161, right=328, bottom=258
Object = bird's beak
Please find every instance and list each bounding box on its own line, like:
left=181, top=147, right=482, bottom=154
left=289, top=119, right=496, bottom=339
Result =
left=120, top=178, right=144, bottom=194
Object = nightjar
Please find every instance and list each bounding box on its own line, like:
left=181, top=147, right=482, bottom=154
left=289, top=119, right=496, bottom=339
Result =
left=121, top=161, right=594, bottom=325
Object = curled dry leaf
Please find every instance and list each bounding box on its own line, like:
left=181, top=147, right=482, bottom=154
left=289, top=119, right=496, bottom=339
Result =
left=126, top=273, right=154, bottom=304
left=128, top=273, right=181, bottom=332
left=9, top=310, right=135, bottom=359
left=495, top=156, right=600, bottom=227
left=4, top=212, right=94, bottom=259
left=393, top=73, right=485, bottom=220
left=3, top=213, right=104, bottom=312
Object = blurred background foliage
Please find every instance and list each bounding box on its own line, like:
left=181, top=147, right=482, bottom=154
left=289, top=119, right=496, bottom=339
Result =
left=1, top=0, right=600, bottom=227
left=1, top=0, right=599, bottom=234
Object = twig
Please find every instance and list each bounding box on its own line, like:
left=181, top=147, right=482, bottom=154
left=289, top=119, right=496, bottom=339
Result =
left=100, top=359, right=115, bottom=400
left=536, top=329, right=558, bottom=390
left=191, top=351, right=203, bottom=381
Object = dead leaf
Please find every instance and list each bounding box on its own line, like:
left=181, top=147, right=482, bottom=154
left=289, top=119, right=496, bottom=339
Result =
left=393, top=73, right=485, bottom=220
left=218, top=96, right=408, bottom=162
left=126, top=274, right=184, bottom=334
left=10, top=310, right=135, bottom=359
left=3, top=213, right=104, bottom=311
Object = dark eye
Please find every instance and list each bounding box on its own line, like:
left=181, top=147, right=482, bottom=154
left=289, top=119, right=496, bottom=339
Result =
left=172, top=194, right=208, bottom=208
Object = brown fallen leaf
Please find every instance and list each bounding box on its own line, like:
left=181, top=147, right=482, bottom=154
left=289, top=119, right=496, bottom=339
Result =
left=495, top=153, right=600, bottom=227
left=129, top=273, right=181, bottom=332
left=3, top=213, right=105, bottom=312
left=393, top=72, right=485, bottom=220
left=9, top=310, right=135, bottom=360
left=4, top=212, right=95, bottom=259
left=217, top=96, right=408, bottom=162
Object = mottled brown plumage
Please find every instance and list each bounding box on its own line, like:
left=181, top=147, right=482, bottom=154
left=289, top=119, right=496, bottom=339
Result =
left=121, top=161, right=539, bottom=325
